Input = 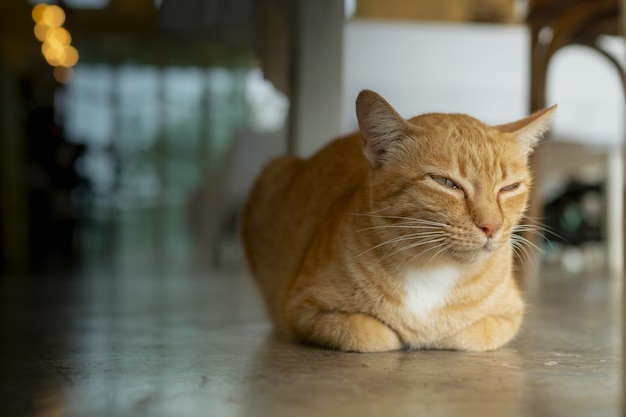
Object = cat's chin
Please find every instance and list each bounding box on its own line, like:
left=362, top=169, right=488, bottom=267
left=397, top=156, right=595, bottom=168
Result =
left=448, top=246, right=496, bottom=264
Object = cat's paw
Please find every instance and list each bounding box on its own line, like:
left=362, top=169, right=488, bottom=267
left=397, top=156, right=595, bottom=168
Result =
left=340, top=314, right=404, bottom=353
left=434, top=314, right=522, bottom=351
left=293, top=311, right=404, bottom=353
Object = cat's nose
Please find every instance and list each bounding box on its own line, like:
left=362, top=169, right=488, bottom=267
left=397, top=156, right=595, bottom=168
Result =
left=478, top=222, right=502, bottom=238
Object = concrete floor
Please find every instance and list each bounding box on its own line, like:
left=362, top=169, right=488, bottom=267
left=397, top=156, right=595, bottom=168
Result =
left=0, top=252, right=622, bottom=417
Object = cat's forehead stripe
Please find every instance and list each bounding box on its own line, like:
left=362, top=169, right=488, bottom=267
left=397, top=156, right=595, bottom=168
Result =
left=436, top=124, right=521, bottom=185
left=499, top=160, right=510, bottom=181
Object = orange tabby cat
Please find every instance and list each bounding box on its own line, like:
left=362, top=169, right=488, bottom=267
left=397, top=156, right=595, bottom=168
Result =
left=242, top=90, right=555, bottom=352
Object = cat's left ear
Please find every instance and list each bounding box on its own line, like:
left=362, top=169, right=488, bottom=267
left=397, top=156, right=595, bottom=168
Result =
left=494, top=105, right=557, bottom=154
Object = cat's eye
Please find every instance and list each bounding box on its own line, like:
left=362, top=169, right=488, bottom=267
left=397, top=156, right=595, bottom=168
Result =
left=501, top=182, right=520, bottom=192
left=430, top=175, right=460, bottom=190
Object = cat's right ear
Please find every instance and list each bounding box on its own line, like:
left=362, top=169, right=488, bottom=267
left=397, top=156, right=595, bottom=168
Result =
left=356, top=90, right=409, bottom=168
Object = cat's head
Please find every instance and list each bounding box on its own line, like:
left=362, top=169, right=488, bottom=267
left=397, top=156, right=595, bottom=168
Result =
left=355, top=90, right=555, bottom=265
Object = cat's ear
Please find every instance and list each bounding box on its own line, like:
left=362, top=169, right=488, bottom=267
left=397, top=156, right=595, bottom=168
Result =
left=356, top=90, right=409, bottom=168
left=494, top=105, right=557, bottom=154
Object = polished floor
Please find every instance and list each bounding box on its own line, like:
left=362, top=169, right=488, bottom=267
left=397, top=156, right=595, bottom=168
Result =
left=0, top=250, right=622, bottom=417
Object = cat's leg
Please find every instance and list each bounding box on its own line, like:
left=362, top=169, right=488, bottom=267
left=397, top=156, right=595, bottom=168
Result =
left=289, top=308, right=404, bottom=353
left=432, top=313, right=523, bottom=351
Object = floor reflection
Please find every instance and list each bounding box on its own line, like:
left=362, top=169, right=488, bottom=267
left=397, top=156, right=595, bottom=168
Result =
left=0, top=258, right=621, bottom=417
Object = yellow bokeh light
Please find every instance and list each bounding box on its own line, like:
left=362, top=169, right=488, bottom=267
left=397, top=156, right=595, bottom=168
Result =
left=41, top=40, right=57, bottom=56
left=41, top=5, right=65, bottom=28
left=44, top=53, right=60, bottom=67
left=34, top=23, right=50, bottom=42
left=32, top=3, right=77, bottom=70
left=42, top=41, right=65, bottom=66
left=47, top=27, right=71, bottom=46
left=31, top=4, right=48, bottom=24
left=61, top=46, right=79, bottom=67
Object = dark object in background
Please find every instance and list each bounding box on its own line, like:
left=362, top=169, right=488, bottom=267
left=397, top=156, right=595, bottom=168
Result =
left=24, top=105, right=86, bottom=269
left=543, top=181, right=604, bottom=247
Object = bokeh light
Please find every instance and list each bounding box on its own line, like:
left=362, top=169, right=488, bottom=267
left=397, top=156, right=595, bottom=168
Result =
left=34, top=23, right=50, bottom=41
left=41, top=5, right=65, bottom=28
left=48, top=27, right=72, bottom=46
left=31, top=4, right=79, bottom=83
left=31, top=4, right=48, bottom=23
left=62, top=46, right=79, bottom=67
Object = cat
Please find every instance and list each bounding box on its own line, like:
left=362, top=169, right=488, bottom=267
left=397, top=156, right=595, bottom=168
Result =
left=242, top=90, right=555, bottom=352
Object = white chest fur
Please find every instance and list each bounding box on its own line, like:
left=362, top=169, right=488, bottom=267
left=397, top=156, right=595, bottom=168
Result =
left=402, top=265, right=461, bottom=317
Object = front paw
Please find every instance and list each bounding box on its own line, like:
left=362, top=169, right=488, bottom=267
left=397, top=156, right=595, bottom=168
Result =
left=341, top=314, right=404, bottom=353
left=293, top=312, right=404, bottom=353
left=433, top=314, right=522, bottom=351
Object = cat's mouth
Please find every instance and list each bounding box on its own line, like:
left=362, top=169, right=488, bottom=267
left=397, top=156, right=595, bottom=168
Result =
left=482, top=239, right=501, bottom=251
left=450, top=248, right=489, bottom=264
left=449, top=240, right=501, bottom=263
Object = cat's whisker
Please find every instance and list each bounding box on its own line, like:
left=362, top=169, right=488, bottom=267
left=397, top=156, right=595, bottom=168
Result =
left=367, top=206, right=395, bottom=215
left=351, top=213, right=448, bottom=227
left=515, top=221, right=556, bottom=233
left=514, top=223, right=566, bottom=243
left=520, top=214, right=549, bottom=224
left=510, top=242, right=525, bottom=265
left=512, top=227, right=550, bottom=245
left=510, top=233, right=547, bottom=256
left=379, top=238, right=447, bottom=261
left=377, top=239, right=442, bottom=261
left=398, top=242, right=445, bottom=270
left=389, top=231, right=447, bottom=240
left=356, top=224, right=445, bottom=233
left=356, top=232, right=446, bottom=258
left=512, top=223, right=565, bottom=257
left=422, top=242, right=455, bottom=266
left=378, top=233, right=446, bottom=250
left=512, top=241, right=528, bottom=260
left=380, top=230, right=444, bottom=242
left=511, top=238, right=537, bottom=268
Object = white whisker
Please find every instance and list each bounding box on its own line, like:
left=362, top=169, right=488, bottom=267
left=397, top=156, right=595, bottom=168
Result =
left=379, top=238, right=447, bottom=261
left=514, top=223, right=566, bottom=243
left=355, top=232, right=446, bottom=258
left=356, top=224, right=445, bottom=233
left=351, top=213, right=447, bottom=227
left=510, top=237, right=540, bottom=271
left=510, top=233, right=547, bottom=256
left=511, top=238, right=529, bottom=261
left=353, top=211, right=449, bottom=260
left=357, top=206, right=394, bottom=215
left=423, top=242, right=454, bottom=266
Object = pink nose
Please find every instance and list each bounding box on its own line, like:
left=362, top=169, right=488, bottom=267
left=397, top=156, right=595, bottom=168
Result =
left=478, top=222, right=502, bottom=238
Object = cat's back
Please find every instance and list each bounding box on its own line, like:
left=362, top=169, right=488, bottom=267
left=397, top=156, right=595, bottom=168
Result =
left=242, top=134, right=366, bottom=323
left=242, top=154, right=303, bottom=284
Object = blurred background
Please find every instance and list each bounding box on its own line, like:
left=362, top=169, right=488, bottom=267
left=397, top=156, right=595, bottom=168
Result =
left=0, top=0, right=623, bottom=277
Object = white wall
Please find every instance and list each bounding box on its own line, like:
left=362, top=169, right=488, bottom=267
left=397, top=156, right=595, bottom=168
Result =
left=341, top=21, right=530, bottom=133
left=341, top=20, right=624, bottom=148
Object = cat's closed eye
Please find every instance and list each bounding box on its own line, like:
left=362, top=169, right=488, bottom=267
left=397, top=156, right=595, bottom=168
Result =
left=500, top=182, right=520, bottom=193
left=430, top=174, right=461, bottom=191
